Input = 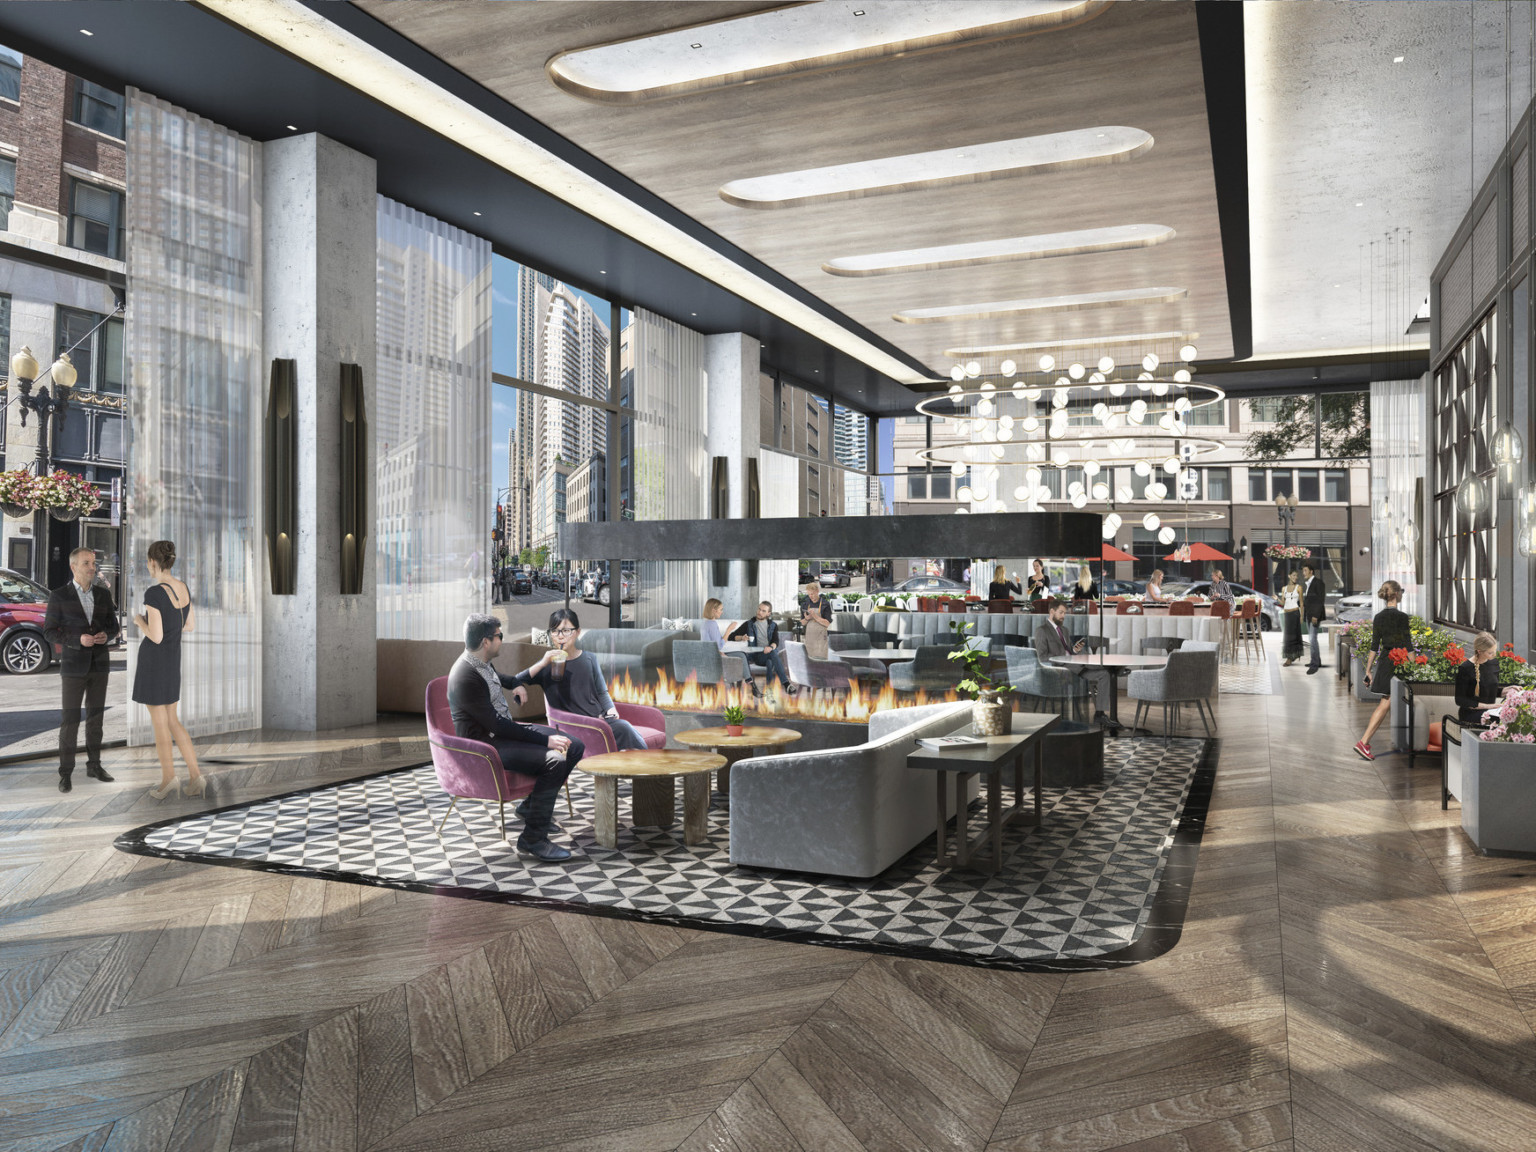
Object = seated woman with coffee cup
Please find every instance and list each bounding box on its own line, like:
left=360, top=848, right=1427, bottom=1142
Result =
left=510, top=608, right=647, bottom=751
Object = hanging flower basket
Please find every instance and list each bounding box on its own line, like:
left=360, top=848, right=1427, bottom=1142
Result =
left=0, top=469, right=36, bottom=515
left=28, top=470, right=103, bottom=521
left=1265, top=544, right=1311, bottom=560
left=0, top=502, right=29, bottom=519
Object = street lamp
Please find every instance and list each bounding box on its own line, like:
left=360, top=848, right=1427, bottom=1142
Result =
left=1274, top=491, right=1298, bottom=545
left=9, top=346, right=79, bottom=583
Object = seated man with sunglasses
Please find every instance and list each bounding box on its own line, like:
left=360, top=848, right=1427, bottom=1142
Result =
left=448, top=613, right=583, bottom=861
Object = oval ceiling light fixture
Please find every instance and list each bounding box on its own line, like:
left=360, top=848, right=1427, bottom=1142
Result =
left=823, top=223, right=1174, bottom=276
left=894, top=285, right=1186, bottom=324
left=550, top=1, right=1103, bottom=103
left=722, top=126, right=1154, bottom=209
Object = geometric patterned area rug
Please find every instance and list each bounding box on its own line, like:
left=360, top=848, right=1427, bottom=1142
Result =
left=117, top=736, right=1217, bottom=973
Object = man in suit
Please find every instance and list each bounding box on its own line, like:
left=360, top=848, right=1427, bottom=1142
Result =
left=1033, top=600, right=1113, bottom=725
left=727, top=600, right=795, bottom=695
left=43, top=547, right=120, bottom=792
left=447, top=613, right=583, bottom=862
left=1301, top=562, right=1327, bottom=674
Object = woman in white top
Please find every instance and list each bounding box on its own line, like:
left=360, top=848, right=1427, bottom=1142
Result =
left=1280, top=571, right=1304, bottom=665
left=1144, top=569, right=1165, bottom=601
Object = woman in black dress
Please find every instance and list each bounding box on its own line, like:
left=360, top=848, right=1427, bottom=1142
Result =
left=1026, top=559, right=1051, bottom=601
left=1071, top=565, right=1099, bottom=601
left=1354, top=580, right=1412, bottom=761
left=132, top=540, right=205, bottom=799
left=987, top=564, right=1022, bottom=602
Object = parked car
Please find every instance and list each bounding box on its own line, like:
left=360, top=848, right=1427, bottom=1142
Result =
left=890, top=575, right=969, bottom=595
left=1333, top=591, right=1374, bottom=622
left=818, top=568, right=851, bottom=588
left=1163, top=581, right=1281, bottom=630
left=585, top=568, right=636, bottom=605
left=1100, top=579, right=1145, bottom=597
left=511, top=571, right=533, bottom=595
left=0, top=567, right=57, bottom=674
left=538, top=570, right=562, bottom=590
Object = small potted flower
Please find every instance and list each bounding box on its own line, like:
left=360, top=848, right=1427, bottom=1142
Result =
left=1462, top=684, right=1536, bottom=855
left=0, top=469, right=36, bottom=518
left=722, top=703, right=746, bottom=738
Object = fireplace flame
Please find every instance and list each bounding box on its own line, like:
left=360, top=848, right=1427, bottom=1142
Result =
left=608, top=668, right=958, bottom=723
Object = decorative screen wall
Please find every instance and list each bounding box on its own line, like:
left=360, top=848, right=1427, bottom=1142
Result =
left=124, top=90, right=264, bottom=741
left=375, top=196, right=492, bottom=640
left=1434, top=309, right=1497, bottom=631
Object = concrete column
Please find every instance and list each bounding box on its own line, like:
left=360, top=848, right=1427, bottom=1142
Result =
left=261, top=134, right=377, bottom=730
left=704, top=333, right=762, bottom=619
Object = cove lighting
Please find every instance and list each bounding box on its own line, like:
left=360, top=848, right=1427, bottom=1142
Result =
left=547, top=2, right=1099, bottom=103
left=944, top=331, right=1196, bottom=358
left=198, top=0, right=930, bottom=386
left=721, top=127, right=1153, bottom=209
left=823, top=224, right=1174, bottom=277
left=895, top=286, right=1187, bottom=324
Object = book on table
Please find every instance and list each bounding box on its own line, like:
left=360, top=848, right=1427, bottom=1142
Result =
left=915, top=735, right=987, bottom=751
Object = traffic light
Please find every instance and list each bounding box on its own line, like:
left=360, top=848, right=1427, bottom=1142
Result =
left=493, top=503, right=503, bottom=542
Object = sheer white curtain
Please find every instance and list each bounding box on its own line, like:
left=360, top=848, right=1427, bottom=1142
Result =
left=375, top=197, right=492, bottom=640
left=757, top=448, right=801, bottom=615
left=629, top=308, right=708, bottom=625
left=1371, top=377, right=1427, bottom=615
left=124, top=91, right=264, bottom=742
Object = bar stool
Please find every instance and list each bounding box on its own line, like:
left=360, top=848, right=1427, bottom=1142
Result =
left=1237, top=600, right=1264, bottom=662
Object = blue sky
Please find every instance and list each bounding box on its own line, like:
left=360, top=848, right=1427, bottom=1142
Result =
left=490, top=253, right=623, bottom=508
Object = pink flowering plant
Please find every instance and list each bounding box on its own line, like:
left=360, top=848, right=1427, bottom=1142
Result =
left=28, top=470, right=101, bottom=516
left=1265, top=544, right=1311, bottom=560
left=0, top=468, right=37, bottom=509
left=1478, top=686, right=1536, bottom=743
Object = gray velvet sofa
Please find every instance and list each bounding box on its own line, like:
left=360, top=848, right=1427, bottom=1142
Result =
left=578, top=627, right=696, bottom=684
left=729, top=700, right=974, bottom=878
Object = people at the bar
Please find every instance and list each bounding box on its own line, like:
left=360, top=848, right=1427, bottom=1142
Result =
left=699, top=597, right=757, bottom=696
left=1209, top=568, right=1234, bottom=604
left=1301, top=562, right=1326, bottom=674
left=1026, top=558, right=1051, bottom=601
left=988, top=564, right=1022, bottom=602
left=448, top=613, right=582, bottom=861
left=1071, top=565, right=1099, bottom=602
left=1455, top=631, right=1501, bottom=724
left=1144, top=569, right=1165, bottom=601
left=1354, top=580, right=1411, bottom=761
left=801, top=580, right=832, bottom=659
left=1280, top=571, right=1304, bottom=666
left=131, top=539, right=206, bottom=800
left=511, top=608, right=648, bottom=748
left=728, top=600, right=796, bottom=696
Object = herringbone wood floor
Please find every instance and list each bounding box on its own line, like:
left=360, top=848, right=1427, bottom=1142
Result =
left=2, top=665, right=1535, bottom=1151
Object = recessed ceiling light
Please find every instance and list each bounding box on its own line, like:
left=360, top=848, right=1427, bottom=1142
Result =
left=723, top=127, right=1153, bottom=209
left=286, top=125, right=297, bottom=131
left=80, top=29, right=93, bottom=36
left=691, top=312, right=697, bottom=316
left=895, top=286, right=1188, bottom=325
left=1355, top=202, right=1363, bottom=207
left=1393, top=55, right=1404, bottom=63
left=825, top=224, right=1175, bottom=277
left=1334, top=283, right=1340, bottom=288
left=473, top=210, right=482, bottom=216
left=549, top=2, right=1093, bottom=102
left=599, top=269, right=606, bottom=274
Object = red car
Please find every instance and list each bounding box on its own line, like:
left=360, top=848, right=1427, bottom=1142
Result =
left=0, top=567, right=57, bottom=674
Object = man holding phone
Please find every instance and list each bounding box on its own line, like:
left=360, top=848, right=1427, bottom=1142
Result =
left=44, top=548, right=120, bottom=792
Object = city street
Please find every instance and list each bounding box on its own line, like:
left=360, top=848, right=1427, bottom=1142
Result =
left=0, top=654, right=128, bottom=760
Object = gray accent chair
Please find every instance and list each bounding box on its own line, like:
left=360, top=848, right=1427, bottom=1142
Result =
left=729, top=701, right=976, bottom=877
left=784, top=640, right=851, bottom=695
left=889, top=645, right=966, bottom=693
left=1140, top=637, right=1185, bottom=655
left=672, top=640, right=750, bottom=688
left=1005, top=646, right=1091, bottom=722
left=1079, top=635, right=1113, bottom=654
left=1180, top=640, right=1221, bottom=652
left=580, top=627, right=696, bottom=685
left=827, top=632, right=887, bottom=681
left=1127, top=648, right=1219, bottom=738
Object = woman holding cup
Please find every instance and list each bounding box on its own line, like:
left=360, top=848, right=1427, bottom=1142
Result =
left=511, top=608, right=647, bottom=751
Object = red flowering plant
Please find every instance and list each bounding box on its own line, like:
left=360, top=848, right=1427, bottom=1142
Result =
left=1497, top=643, right=1536, bottom=688
left=1443, top=645, right=1467, bottom=666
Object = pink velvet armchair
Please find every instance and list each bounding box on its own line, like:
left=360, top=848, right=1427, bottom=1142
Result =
left=424, top=676, right=540, bottom=838
left=544, top=702, right=667, bottom=758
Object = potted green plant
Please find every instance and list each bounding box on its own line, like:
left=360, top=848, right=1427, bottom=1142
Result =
left=722, top=703, right=746, bottom=738
left=947, top=620, right=1011, bottom=735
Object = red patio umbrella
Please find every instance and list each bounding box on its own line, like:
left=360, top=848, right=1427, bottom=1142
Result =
left=1164, top=542, right=1234, bottom=561
left=1101, top=543, right=1135, bottom=562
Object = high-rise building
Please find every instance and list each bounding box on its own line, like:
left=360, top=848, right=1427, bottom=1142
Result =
left=528, top=282, right=609, bottom=550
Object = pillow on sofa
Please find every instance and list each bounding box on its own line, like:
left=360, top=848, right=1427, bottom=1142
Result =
left=661, top=616, right=692, bottom=632
left=529, top=627, right=552, bottom=646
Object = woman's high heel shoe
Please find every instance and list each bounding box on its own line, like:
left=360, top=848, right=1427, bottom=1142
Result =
left=183, top=776, right=208, bottom=799
left=149, top=780, right=180, bottom=801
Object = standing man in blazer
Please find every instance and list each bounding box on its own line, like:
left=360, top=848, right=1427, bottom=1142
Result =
left=1301, top=562, right=1326, bottom=674
left=43, top=547, right=120, bottom=792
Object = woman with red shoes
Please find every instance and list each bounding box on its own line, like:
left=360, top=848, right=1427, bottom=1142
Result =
left=1354, top=580, right=1412, bottom=760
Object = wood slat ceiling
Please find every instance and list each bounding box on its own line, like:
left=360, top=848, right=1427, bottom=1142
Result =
left=358, top=0, right=1235, bottom=379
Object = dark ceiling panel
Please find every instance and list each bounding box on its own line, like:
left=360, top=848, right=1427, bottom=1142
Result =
left=0, top=0, right=933, bottom=414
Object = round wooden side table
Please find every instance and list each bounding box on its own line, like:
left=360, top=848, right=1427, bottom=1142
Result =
left=673, top=725, right=803, bottom=798
left=576, top=749, right=724, bottom=849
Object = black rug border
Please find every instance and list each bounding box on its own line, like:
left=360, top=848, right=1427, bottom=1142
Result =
left=112, top=739, right=1220, bottom=974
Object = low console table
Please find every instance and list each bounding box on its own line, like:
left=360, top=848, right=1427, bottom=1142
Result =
left=905, top=713, right=1059, bottom=872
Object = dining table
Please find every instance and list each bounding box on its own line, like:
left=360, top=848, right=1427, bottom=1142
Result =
left=1048, top=651, right=1169, bottom=730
